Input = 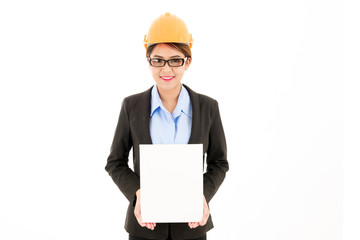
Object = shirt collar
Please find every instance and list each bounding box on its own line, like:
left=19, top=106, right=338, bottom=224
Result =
left=150, top=85, right=163, bottom=117
left=150, top=84, right=192, bottom=118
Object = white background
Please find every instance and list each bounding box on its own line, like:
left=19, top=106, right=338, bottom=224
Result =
left=0, top=0, right=358, bottom=240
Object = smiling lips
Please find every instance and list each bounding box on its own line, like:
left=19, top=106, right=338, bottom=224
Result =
left=161, top=76, right=175, bottom=81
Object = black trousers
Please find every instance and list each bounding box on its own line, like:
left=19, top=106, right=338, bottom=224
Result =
left=129, top=234, right=207, bottom=240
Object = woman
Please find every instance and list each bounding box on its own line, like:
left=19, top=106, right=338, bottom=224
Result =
left=105, top=13, right=229, bottom=240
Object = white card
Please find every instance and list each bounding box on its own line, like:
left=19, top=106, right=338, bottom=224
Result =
left=139, top=144, right=203, bottom=223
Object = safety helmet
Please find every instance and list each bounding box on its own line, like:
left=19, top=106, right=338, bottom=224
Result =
left=144, top=12, right=193, bottom=50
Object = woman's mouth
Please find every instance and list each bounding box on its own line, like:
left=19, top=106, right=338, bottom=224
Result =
left=161, top=76, right=175, bottom=82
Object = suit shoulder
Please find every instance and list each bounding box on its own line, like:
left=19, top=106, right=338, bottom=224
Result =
left=198, top=93, right=218, bottom=106
left=198, top=93, right=219, bottom=118
left=124, top=88, right=151, bottom=102
left=123, top=87, right=152, bottom=107
left=184, top=84, right=218, bottom=106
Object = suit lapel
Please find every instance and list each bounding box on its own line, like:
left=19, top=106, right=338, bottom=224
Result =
left=138, top=86, right=153, bottom=144
left=183, top=84, right=201, bottom=144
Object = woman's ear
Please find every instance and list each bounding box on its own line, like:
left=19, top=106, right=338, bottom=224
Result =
left=147, top=58, right=152, bottom=69
left=185, top=57, right=192, bottom=70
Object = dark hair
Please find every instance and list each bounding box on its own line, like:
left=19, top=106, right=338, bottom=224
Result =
left=146, top=43, right=192, bottom=59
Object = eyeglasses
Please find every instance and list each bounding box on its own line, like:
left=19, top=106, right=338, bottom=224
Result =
left=148, top=57, right=188, bottom=67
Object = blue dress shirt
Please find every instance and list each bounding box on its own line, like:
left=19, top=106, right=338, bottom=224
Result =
left=150, top=85, right=192, bottom=144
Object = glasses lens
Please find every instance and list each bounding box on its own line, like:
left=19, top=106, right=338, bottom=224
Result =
left=150, top=59, right=165, bottom=67
left=169, top=59, right=184, bottom=67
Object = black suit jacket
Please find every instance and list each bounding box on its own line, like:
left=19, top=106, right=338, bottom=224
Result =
left=105, top=85, right=229, bottom=240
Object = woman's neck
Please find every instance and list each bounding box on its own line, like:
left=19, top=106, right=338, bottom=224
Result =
left=157, top=84, right=181, bottom=114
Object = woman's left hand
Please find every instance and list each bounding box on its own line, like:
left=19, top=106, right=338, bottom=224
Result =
left=188, top=196, right=209, bottom=229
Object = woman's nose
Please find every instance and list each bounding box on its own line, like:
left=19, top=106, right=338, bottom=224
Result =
left=161, top=63, right=172, bottom=72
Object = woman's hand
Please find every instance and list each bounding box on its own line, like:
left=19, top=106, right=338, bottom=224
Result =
left=188, top=196, right=210, bottom=229
left=134, top=189, right=156, bottom=230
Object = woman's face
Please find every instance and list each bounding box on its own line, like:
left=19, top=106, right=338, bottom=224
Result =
left=148, top=43, right=191, bottom=92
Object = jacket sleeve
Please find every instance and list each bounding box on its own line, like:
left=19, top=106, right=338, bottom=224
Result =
left=105, top=98, right=140, bottom=202
left=203, top=100, right=229, bottom=203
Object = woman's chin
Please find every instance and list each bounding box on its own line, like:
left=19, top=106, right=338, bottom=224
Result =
left=156, top=81, right=181, bottom=91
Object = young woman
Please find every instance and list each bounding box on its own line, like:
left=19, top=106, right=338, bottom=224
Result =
left=105, top=13, right=229, bottom=240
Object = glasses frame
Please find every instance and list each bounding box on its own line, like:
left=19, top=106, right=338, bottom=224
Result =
left=148, top=57, right=188, bottom=67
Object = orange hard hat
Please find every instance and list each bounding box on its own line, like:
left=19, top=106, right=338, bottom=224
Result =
left=144, top=12, right=193, bottom=50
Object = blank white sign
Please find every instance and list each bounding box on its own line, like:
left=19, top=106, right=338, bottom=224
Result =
left=139, top=144, right=203, bottom=223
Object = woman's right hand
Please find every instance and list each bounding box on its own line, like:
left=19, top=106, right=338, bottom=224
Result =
left=134, top=189, right=156, bottom=230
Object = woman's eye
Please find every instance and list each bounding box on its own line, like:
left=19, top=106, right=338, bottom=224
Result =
left=150, top=59, right=165, bottom=66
